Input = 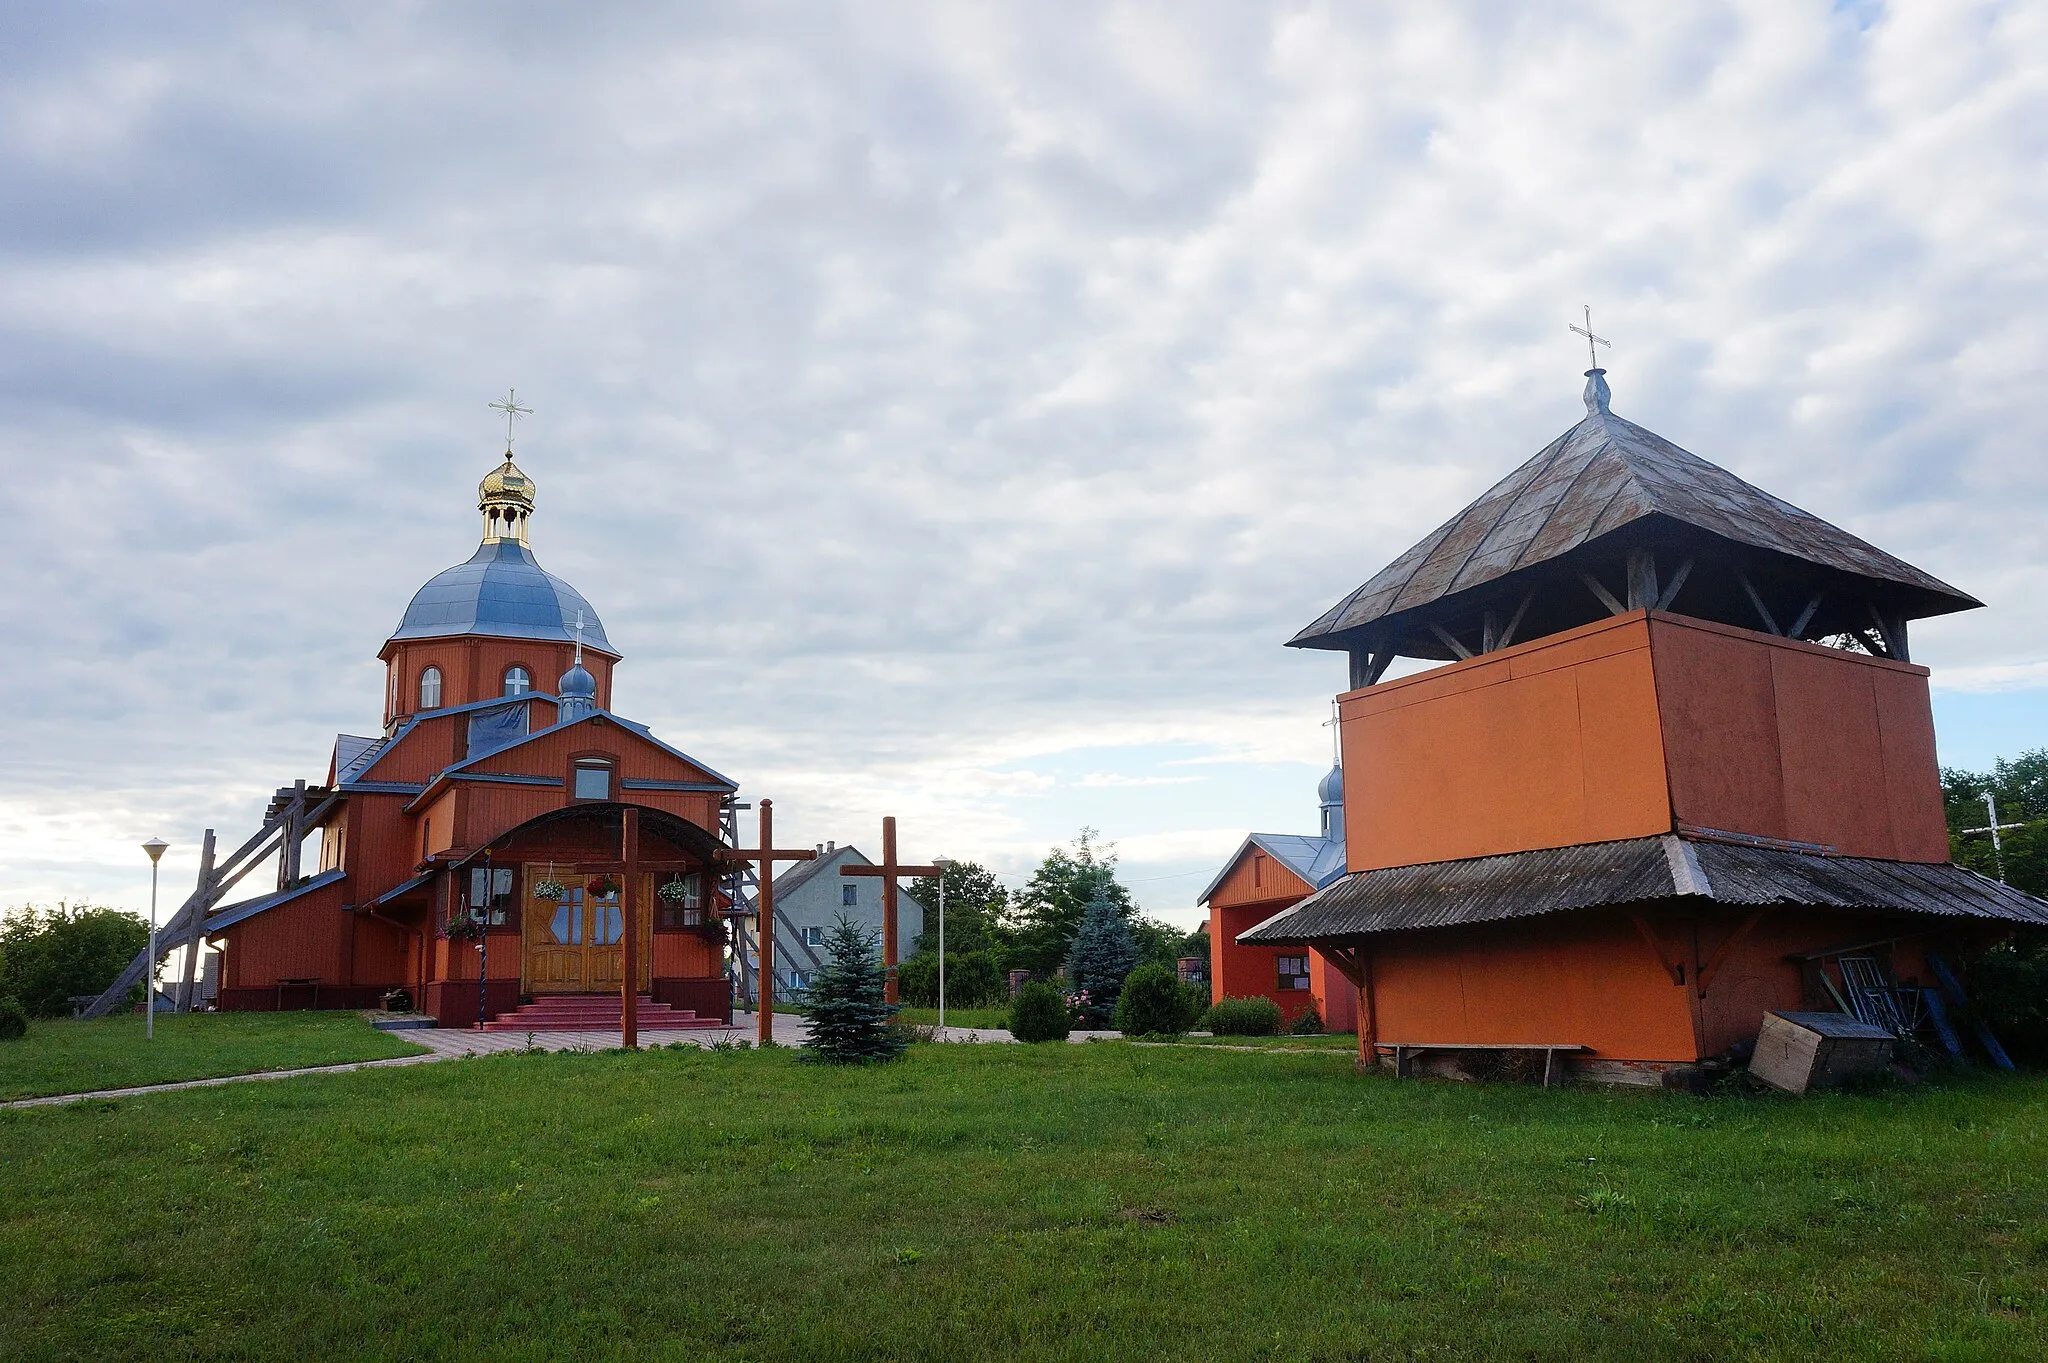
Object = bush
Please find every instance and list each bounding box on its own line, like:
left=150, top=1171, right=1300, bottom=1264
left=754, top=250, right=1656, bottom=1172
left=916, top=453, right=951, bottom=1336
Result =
left=1203, top=995, right=1282, bottom=1037
left=1962, top=938, right=2048, bottom=1063
left=1114, top=963, right=1203, bottom=1037
left=0, top=904, right=149, bottom=1018
left=0, top=996, right=27, bottom=1041
left=800, top=915, right=907, bottom=1065
left=1009, top=981, right=1071, bottom=1043
left=896, top=950, right=1006, bottom=1009
left=1290, top=1002, right=1325, bottom=1035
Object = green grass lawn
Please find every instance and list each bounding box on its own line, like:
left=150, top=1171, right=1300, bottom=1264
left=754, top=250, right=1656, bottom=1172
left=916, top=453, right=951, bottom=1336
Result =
left=3, top=1043, right=2045, bottom=1360
left=1173, top=1030, right=1361, bottom=1050
left=0, top=1011, right=424, bottom=1101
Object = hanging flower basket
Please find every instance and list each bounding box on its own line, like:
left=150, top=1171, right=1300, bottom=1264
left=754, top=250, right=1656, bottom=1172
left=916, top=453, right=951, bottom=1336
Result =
left=658, top=877, right=691, bottom=905
left=533, top=879, right=567, bottom=902
left=586, top=875, right=621, bottom=897
left=444, top=912, right=485, bottom=942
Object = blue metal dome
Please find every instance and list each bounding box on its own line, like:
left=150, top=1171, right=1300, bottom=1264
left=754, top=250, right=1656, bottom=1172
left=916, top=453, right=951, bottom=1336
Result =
left=389, top=539, right=615, bottom=654
left=1317, top=763, right=1344, bottom=807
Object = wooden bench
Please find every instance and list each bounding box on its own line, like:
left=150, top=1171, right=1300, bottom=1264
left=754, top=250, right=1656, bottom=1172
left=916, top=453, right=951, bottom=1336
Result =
left=1380, top=1042, right=1587, bottom=1088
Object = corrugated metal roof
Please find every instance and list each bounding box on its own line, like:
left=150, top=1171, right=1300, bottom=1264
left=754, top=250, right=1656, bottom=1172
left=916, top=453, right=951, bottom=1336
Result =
left=1238, top=834, right=2048, bottom=944
left=1291, top=374, right=1980, bottom=650
left=1196, top=832, right=1346, bottom=906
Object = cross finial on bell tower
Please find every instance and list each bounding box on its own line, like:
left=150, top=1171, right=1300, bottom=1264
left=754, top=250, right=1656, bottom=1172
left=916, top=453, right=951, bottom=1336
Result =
left=1569, top=305, right=1611, bottom=372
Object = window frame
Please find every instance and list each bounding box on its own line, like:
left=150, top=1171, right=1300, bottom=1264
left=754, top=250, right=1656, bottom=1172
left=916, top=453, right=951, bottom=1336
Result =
left=568, top=751, right=616, bottom=803
left=1275, top=953, right=1311, bottom=992
left=841, top=883, right=858, bottom=907
left=503, top=664, right=533, bottom=697
left=418, top=665, right=443, bottom=710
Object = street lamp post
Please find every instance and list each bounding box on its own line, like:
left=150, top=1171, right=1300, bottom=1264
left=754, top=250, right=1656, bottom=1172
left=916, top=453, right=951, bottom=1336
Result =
left=142, top=838, right=169, bottom=1040
left=934, top=858, right=953, bottom=1036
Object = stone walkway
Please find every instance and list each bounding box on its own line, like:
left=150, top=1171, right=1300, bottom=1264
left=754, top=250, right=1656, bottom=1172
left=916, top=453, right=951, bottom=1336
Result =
left=2, top=1012, right=1133, bottom=1110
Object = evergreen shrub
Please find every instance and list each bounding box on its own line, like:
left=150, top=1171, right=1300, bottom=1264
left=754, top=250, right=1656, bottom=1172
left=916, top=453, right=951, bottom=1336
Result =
left=1290, top=1002, right=1325, bottom=1035
left=1203, top=995, right=1282, bottom=1037
left=1009, top=981, right=1071, bottom=1043
left=1065, top=895, right=1138, bottom=1027
left=897, top=951, right=1006, bottom=1008
left=800, top=914, right=907, bottom=1065
left=0, top=995, right=27, bottom=1041
left=1114, top=963, right=1203, bottom=1037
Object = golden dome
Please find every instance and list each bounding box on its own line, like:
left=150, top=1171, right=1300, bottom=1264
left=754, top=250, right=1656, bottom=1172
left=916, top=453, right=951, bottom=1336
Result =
left=478, top=456, right=536, bottom=544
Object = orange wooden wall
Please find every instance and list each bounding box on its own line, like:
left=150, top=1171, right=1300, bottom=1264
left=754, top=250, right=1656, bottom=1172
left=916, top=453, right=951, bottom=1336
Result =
left=381, top=636, right=616, bottom=724
left=1340, top=611, right=1948, bottom=870
left=1205, top=847, right=1355, bottom=1028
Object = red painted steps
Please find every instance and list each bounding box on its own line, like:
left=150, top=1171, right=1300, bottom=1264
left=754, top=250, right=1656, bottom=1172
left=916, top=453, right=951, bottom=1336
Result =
left=481, top=994, right=728, bottom=1032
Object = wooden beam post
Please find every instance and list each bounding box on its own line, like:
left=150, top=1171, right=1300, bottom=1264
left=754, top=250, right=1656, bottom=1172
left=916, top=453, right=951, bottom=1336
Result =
left=717, top=799, right=819, bottom=1045
left=621, top=806, right=640, bottom=1050
left=840, top=818, right=941, bottom=1006
left=176, top=829, right=217, bottom=1011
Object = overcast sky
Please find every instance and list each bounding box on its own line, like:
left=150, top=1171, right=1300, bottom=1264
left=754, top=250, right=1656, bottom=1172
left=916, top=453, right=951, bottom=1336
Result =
left=4, top=2, right=2046, bottom=927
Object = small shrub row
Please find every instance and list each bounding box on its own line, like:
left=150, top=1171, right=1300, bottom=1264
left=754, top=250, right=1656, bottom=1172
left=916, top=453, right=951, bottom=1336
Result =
left=0, top=995, right=28, bottom=1041
left=1009, top=982, right=1070, bottom=1043
left=1202, top=995, right=1283, bottom=1037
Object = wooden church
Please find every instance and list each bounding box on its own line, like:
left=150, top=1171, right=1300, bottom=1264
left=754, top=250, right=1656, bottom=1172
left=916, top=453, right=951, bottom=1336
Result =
left=89, top=434, right=745, bottom=1029
left=1235, top=363, right=2048, bottom=1081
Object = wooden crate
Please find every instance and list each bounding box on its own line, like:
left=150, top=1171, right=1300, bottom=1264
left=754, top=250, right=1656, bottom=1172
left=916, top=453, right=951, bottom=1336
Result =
left=1750, top=1011, right=1894, bottom=1094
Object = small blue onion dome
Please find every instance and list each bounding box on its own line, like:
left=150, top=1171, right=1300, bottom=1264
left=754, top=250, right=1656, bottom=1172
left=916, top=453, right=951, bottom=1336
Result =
left=559, top=662, right=596, bottom=698
left=1317, top=763, right=1344, bottom=807
left=388, top=539, right=614, bottom=653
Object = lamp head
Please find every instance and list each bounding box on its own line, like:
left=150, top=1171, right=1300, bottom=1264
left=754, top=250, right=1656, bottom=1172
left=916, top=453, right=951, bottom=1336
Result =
left=142, top=838, right=169, bottom=865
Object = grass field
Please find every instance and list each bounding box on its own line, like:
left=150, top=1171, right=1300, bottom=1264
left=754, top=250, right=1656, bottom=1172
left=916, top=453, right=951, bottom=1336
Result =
left=0, top=1011, right=424, bottom=1101
left=4, top=1039, right=2045, bottom=1359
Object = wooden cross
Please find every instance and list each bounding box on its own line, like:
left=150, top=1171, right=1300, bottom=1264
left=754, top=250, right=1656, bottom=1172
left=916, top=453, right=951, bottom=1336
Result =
left=1569, top=305, right=1611, bottom=371
left=620, top=807, right=641, bottom=1049
left=716, top=798, right=818, bottom=1045
left=839, top=816, right=940, bottom=1004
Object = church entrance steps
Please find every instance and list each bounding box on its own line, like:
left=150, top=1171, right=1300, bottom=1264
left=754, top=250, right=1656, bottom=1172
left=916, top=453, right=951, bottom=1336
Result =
left=482, top=994, right=725, bottom=1032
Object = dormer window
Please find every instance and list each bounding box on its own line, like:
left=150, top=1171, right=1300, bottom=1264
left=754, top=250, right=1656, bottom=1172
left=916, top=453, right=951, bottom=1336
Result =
left=504, top=666, right=532, bottom=696
left=418, top=666, right=443, bottom=710
left=573, top=759, right=613, bottom=801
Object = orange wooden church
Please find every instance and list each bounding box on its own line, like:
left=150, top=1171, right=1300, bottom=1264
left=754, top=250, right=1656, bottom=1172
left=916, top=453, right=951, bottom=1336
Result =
left=91, top=435, right=749, bottom=1029
left=1235, top=364, right=2048, bottom=1081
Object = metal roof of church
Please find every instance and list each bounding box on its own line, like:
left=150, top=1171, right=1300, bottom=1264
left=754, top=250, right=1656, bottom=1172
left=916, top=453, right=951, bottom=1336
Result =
left=388, top=538, right=615, bottom=654
left=1291, top=371, right=1980, bottom=651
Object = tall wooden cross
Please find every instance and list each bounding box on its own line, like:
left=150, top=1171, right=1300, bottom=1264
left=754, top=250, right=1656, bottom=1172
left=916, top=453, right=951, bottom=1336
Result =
left=839, top=816, right=940, bottom=1004
left=621, top=806, right=641, bottom=1049
left=717, top=798, right=818, bottom=1045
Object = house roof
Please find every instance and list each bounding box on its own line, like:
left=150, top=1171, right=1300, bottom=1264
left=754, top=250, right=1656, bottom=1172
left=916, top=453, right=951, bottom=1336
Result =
left=1291, top=372, right=1980, bottom=653
left=767, top=845, right=929, bottom=916
left=1238, top=834, right=2048, bottom=944
left=204, top=868, right=347, bottom=932
left=1197, top=832, right=1346, bottom=906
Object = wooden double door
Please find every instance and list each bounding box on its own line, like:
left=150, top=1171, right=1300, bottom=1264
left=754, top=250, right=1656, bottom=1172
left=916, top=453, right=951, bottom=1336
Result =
left=522, top=871, right=654, bottom=993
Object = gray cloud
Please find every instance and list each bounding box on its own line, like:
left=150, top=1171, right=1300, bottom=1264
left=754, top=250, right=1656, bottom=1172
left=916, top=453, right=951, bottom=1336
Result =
left=4, top=1, right=2046, bottom=918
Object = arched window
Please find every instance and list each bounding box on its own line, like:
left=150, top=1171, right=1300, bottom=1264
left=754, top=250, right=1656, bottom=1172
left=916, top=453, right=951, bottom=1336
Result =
left=418, top=666, right=443, bottom=710
left=504, top=666, right=532, bottom=696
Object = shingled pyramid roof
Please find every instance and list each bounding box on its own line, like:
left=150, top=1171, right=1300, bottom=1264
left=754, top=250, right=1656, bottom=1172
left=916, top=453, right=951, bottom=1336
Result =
left=1291, top=371, right=1979, bottom=651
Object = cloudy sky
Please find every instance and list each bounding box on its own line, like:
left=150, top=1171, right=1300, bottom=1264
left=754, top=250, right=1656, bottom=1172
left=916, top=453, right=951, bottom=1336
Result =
left=4, top=1, right=2045, bottom=927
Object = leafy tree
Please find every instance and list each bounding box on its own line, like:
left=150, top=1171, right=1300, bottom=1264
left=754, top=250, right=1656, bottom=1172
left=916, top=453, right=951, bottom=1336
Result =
left=1128, top=915, right=1191, bottom=972
left=1009, top=829, right=1132, bottom=975
left=908, top=860, right=1013, bottom=958
left=0, top=904, right=149, bottom=1018
left=895, top=950, right=1005, bottom=1008
left=1065, top=893, right=1138, bottom=1027
left=800, top=914, right=906, bottom=1065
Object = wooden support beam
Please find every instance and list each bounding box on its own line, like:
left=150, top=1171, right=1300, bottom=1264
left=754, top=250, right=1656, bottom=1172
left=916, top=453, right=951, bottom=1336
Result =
left=1737, top=571, right=1782, bottom=635
left=1654, top=559, right=1694, bottom=611
left=621, top=807, right=640, bottom=1050
left=1496, top=593, right=1535, bottom=649
left=718, top=798, right=819, bottom=1043
left=1868, top=601, right=1910, bottom=663
left=1625, top=549, right=1658, bottom=611
left=840, top=817, right=941, bottom=1005
left=1788, top=589, right=1826, bottom=639
left=1348, top=647, right=1394, bottom=690
left=1629, top=912, right=1685, bottom=986
left=176, top=829, right=217, bottom=1011
left=1426, top=622, right=1473, bottom=660
left=1578, top=570, right=1628, bottom=617
left=1697, top=910, right=1770, bottom=997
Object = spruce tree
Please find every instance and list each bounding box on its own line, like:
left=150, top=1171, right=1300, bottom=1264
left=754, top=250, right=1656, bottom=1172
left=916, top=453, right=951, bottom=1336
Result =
left=801, top=913, right=908, bottom=1064
left=1064, top=893, right=1138, bottom=1028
